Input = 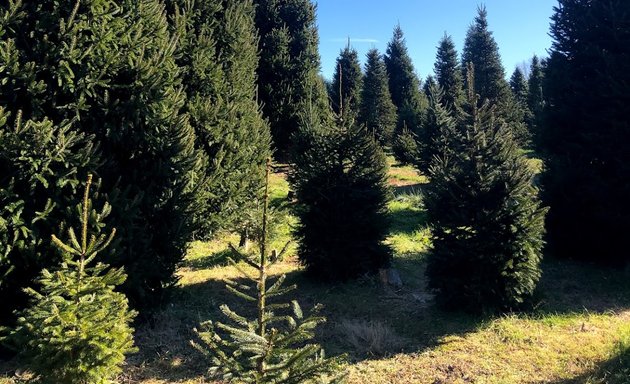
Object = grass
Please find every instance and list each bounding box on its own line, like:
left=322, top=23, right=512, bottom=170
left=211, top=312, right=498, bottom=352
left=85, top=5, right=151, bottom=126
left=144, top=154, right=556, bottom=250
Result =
left=1, top=159, right=629, bottom=383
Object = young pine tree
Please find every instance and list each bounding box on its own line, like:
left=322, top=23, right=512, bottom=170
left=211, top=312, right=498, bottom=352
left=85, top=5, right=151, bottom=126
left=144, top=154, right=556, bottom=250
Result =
left=358, top=48, right=397, bottom=146
left=192, top=160, right=344, bottom=383
left=4, top=175, right=136, bottom=384
left=425, top=66, right=547, bottom=313
left=290, top=112, right=391, bottom=281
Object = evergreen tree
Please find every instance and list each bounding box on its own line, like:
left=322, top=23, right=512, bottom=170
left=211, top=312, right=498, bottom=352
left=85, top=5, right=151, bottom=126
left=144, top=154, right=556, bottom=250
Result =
left=0, top=0, right=111, bottom=318
left=510, top=67, right=529, bottom=106
left=417, top=83, right=457, bottom=172
left=254, top=0, right=329, bottom=158
left=290, top=115, right=391, bottom=281
left=192, top=160, right=344, bottom=383
left=461, top=6, right=510, bottom=104
left=384, top=24, right=428, bottom=156
left=358, top=48, right=397, bottom=146
left=3, top=175, right=136, bottom=384
left=527, top=55, right=545, bottom=145
left=434, top=33, right=464, bottom=110
left=0, top=0, right=202, bottom=315
left=461, top=6, right=530, bottom=146
left=425, top=66, right=547, bottom=313
left=509, top=67, right=533, bottom=144
left=330, top=43, right=363, bottom=122
left=171, top=0, right=272, bottom=239
left=423, top=75, right=437, bottom=98
left=542, top=0, right=630, bottom=264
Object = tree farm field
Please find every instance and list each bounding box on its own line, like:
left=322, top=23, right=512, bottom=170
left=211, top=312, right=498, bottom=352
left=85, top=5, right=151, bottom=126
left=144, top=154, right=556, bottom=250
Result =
left=1, top=160, right=628, bottom=384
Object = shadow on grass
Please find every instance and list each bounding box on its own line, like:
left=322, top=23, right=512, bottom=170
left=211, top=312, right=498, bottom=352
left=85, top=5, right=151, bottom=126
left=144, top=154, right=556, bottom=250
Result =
left=534, top=257, right=630, bottom=315
left=542, top=342, right=630, bottom=384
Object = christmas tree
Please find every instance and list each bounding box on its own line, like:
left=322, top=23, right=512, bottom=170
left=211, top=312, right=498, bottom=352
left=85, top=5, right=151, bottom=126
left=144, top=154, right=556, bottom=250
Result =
left=192, top=160, right=344, bottom=383
left=4, top=175, right=136, bottom=383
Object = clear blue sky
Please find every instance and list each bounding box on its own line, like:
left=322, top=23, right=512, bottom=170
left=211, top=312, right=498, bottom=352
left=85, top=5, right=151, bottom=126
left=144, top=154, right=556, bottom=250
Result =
left=317, top=0, right=557, bottom=81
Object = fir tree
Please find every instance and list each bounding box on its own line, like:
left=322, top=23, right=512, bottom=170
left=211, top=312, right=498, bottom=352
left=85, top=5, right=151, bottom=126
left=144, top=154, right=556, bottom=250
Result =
left=425, top=66, right=547, bottom=313
left=171, top=0, right=272, bottom=239
left=192, top=160, right=344, bottom=383
left=423, top=75, right=437, bottom=98
left=0, top=0, right=111, bottom=319
left=3, top=175, right=136, bottom=384
left=330, top=43, right=363, bottom=122
left=0, top=0, right=203, bottom=315
left=461, top=6, right=529, bottom=146
left=254, top=0, right=329, bottom=159
left=527, top=55, right=545, bottom=145
left=510, top=67, right=529, bottom=106
left=461, top=6, right=510, bottom=104
left=358, top=48, right=397, bottom=146
left=434, top=33, right=464, bottom=110
left=417, top=83, right=457, bottom=172
left=542, top=0, right=630, bottom=264
left=384, top=24, right=428, bottom=157
left=290, top=114, right=391, bottom=281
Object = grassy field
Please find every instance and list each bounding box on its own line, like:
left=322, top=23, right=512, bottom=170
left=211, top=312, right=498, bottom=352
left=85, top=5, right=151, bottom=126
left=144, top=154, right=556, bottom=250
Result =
left=1, top=159, right=629, bottom=383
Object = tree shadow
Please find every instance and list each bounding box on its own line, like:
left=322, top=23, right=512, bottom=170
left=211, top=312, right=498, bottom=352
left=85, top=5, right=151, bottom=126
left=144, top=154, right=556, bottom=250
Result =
left=534, top=257, right=630, bottom=315
left=540, top=341, right=629, bottom=383
left=126, top=260, right=484, bottom=382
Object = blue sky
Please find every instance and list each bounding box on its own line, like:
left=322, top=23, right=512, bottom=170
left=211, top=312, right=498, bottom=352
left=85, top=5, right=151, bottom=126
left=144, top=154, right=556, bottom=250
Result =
left=316, top=0, right=557, bottom=80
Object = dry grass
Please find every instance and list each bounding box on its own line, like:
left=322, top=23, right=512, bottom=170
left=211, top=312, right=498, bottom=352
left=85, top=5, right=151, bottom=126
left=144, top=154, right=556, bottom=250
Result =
left=337, top=319, right=407, bottom=357
left=2, top=159, right=629, bottom=384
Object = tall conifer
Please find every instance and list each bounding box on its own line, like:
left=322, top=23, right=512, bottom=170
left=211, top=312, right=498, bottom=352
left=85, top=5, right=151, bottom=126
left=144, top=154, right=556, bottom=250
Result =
left=543, top=0, right=630, bottom=264
left=425, top=66, right=547, bottom=312
left=358, top=48, right=397, bottom=146
left=330, top=43, right=363, bottom=122
left=385, top=25, right=427, bottom=163
left=254, top=0, right=329, bottom=158
left=434, top=33, right=464, bottom=110
left=0, top=0, right=202, bottom=315
left=171, top=0, right=272, bottom=239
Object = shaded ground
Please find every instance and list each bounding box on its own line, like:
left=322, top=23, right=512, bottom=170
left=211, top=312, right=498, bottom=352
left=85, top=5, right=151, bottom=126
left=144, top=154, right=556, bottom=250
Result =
left=1, top=160, right=629, bottom=384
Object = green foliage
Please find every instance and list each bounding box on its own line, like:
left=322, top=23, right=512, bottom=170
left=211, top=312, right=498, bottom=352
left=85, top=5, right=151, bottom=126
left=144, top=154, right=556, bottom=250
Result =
left=392, top=125, right=420, bottom=166
left=331, top=43, right=363, bottom=122
left=254, top=0, right=329, bottom=158
left=509, top=67, right=529, bottom=106
left=358, top=48, right=397, bottom=146
left=0, top=0, right=203, bottom=314
left=417, top=83, right=457, bottom=172
left=3, top=175, right=136, bottom=384
left=290, top=113, right=392, bottom=281
left=461, top=6, right=510, bottom=104
left=461, top=6, right=529, bottom=147
left=527, top=55, right=545, bottom=147
left=192, top=161, right=344, bottom=383
left=425, top=66, right=547, bottom=313
left=384, top=24, right=428, bottom=161
left=171, top=0, right=272, bottom=239
left=542, top=0, right=630, bottom=264
left=434, top=33, right=464, bottom=110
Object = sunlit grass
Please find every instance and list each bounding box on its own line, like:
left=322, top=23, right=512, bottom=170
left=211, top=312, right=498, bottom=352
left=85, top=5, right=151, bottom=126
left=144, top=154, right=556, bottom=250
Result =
left=2, top=159, right=628, bottom=384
